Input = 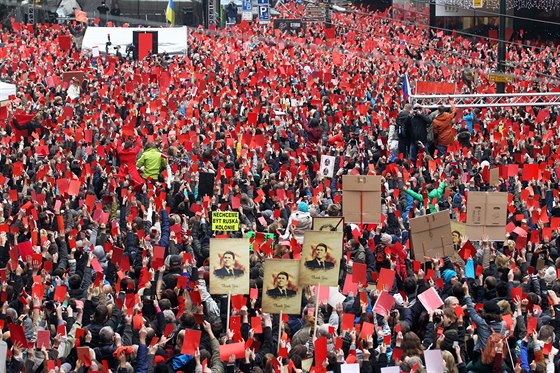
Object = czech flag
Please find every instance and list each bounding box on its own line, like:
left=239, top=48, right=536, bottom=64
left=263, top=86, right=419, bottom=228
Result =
left=402, top=72, right=412, bottom=103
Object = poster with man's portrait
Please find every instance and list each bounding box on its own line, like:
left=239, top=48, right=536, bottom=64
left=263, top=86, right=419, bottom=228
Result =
left=320, top=155, right=336, bottom=178
left=262, top=259, right=302, bottom=314
left=299, top=231, right=343, bottom=286
left=209, top=238, right=250, bottom=295
left=312, top=217, right=344, bottom=232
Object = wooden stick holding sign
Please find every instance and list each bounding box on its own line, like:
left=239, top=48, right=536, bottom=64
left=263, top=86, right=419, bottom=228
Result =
left=226, top=291, right=231, bottom=333
left=277, top=310, right=283, bottom=353
left=314, top=283, right=320, bottom=337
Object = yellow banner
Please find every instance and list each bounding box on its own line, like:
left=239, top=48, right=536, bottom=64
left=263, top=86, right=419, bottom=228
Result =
left=212, top=211, right=239, bottom=231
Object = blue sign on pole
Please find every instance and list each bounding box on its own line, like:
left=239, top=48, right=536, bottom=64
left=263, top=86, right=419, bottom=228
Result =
left=257, top=0, right=268, bottom=4
left=242, top=0, right=253, bottom=11
left=258, top=4, right=270, bottom=23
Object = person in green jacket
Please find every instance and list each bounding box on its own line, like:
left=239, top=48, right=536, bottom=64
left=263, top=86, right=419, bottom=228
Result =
left=404, top=181, right=446, bottom=214
left=136, top=142, right=166, bottom=181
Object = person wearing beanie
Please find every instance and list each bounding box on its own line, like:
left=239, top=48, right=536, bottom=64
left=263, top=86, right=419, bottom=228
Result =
left=544, top=266, right=557, bottom=285
left=442, top=269, right=458, bottom=284
left=281, top=201, right=312, bottom=245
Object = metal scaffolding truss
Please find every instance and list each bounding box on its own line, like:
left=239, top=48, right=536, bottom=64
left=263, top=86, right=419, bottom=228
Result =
left=27, top=2, right=36, bottom=25
left=410, top=92, right=560, bottom=109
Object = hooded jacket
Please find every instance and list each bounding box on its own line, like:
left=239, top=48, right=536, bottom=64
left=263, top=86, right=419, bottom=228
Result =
left=432, top=106, right=457, bottom=146
left=136, top=148, right=165, bottom=180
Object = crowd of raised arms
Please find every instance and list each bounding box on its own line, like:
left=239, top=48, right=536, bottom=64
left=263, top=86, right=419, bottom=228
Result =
left=0, top=1, right=559, bottom=373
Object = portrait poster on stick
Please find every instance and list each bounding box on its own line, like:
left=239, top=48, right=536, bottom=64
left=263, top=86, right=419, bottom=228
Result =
left=209, top=238, right=250, bottom=295
left=299, top=231, right=343, bottom=286
left=320, top=155, right=335, bottom=178
left=262, top=259, right=302, bottom=314
left=312, top=217, right=344, bottom=232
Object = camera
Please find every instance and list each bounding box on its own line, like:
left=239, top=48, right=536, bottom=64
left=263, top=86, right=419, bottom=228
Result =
left=390, top=310, right=398, bottom=317
left=434, top=314, right=442, bottom=324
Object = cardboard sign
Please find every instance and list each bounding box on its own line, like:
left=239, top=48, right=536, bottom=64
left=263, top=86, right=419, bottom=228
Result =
left=342, top=175, right=381, bottom=224
left=262, top=259, right=302, bottom=315
left=409, top=210, right=454, bottom=262
left=209, top=238, right=250, bottom=295
left=465, top=192, right=508, bottom=241
left=320, top=155, right=336, bottom=178
left=211, top=211, right=239, bottom=231
left=299, top=231, right=343, bottom=286
left=490, top=168, right=500, bottom=186
left=312, top=217, right=344, bottom=232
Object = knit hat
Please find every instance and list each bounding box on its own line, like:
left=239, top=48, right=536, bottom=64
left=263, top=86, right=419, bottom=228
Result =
left=442, top=269, right=457, bottom=283
left=544, top=266, right=557, bottom=284
left=298, top=202, right=309, bottom=213
left=483, top=300, right=501, bottom=314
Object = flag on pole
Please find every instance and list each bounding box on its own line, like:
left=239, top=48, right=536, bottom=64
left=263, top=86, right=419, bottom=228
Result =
left=166, top=0, right=176, bottom=25
left=402, top=73, right=412, bottom=103
left=74, top=9, right=88, bottom=23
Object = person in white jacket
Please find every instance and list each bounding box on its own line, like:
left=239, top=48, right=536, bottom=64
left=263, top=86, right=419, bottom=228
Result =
left=281, top=202, right=312, bottom=245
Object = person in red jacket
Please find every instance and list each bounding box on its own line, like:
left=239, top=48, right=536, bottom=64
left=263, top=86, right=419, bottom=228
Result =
left=115, top=134, right=144, bottom=188
left=432, top=104, right=457, bottom=157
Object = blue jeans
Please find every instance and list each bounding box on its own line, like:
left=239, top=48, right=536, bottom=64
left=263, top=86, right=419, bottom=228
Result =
left=435, top=145, right=448, bottom=157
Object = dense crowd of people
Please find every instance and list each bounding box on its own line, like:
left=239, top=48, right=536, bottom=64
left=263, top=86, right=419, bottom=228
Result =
left=0, top=2, right=560, bottom=373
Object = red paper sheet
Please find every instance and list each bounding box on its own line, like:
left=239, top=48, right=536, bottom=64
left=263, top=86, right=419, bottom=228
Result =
left=181, top=329, right=201, bottom=355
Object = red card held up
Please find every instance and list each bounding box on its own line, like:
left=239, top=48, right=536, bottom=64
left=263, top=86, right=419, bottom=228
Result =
left=418, top=287, right=444, bottom=313
left=8, top=323, right=27, bottom=346
left=377, top=268, right=396, bottom=291
left=54, top=285, right=67, bottom=302
left=250, top=287, right=258, bottom=300
left=77, top=346, right=92, bottom=367
left=373, top=290, right=395, bottom=317
left=251, top=316, right=263, bottom=334
left=181, top=329, right=201, bottom=355
left=36, top=329, right=51, bottom=349
left=314, top=336, right=328, bottom=365
left=219, top=342, right=245, bottom=361
left=132, top=314, right=143, bottom=330
left=341, top=313, right=354, bottom=331
left=511, top=287, right=523, bottom=301
left=352, top=263, right=367, bottom=286
left=527, top=317, right=538, bottom=335
left=342, top=273, right=358, bottom=295
left=176, top=276, right=187, bottom=289
left=359, top=321, right=375, bottom=339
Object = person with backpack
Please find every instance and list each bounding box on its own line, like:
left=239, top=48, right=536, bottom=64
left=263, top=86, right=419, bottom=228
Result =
left=462, top=282, right=507, bottom=373
left=395, top=104, right=412, bottom=159
left=409, top=104, right=432, bottom=163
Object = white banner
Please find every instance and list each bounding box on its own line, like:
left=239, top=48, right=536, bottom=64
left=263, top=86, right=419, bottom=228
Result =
left=82, top=27, right=188, bottom=55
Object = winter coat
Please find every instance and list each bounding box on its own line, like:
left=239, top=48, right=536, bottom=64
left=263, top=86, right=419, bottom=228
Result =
left=405, top=181, right=446, bottom=214
left=281, top=210, right=312, bottom=244
left=465, top=295, right=507, bottom=352
left=409, top=112, right=431, bottom=143
left=432, top=107, right=457, bottom=146
left=395, top=109, right=411, bottom=139
left=116, top=137, right=144, bottom=187
left=136, top=148, right=165, bottom=180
